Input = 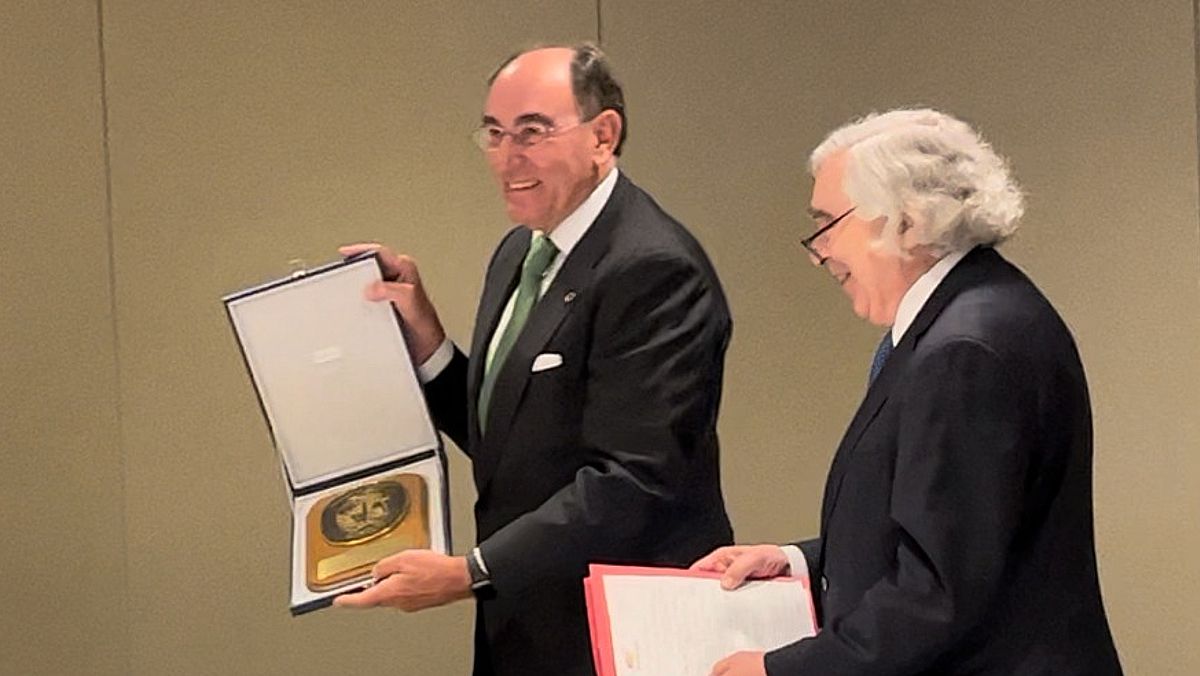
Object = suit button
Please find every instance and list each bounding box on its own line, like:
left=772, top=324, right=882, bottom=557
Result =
left=821, top=576, right=829, bottom=592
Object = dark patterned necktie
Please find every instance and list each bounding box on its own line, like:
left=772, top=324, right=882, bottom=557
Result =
left=868, top=332, right=894, bottom=386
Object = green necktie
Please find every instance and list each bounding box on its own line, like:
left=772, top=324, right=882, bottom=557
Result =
left=477, top=233, right=559, bottom=430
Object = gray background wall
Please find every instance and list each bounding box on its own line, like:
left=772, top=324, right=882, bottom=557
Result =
left=2, top=1, right=1197, bottom=674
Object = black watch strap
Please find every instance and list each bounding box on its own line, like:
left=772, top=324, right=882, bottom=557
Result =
left=466, top=548, right=493, bottom=595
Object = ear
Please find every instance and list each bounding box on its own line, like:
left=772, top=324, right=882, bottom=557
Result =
left=590, top=108, right=622, bottom=159
left=894, top=213, right=918, bottom=251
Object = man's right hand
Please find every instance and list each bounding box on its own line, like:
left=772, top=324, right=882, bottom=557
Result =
left=690, top=544, right=791, bottom=590
left=339, top=243, right=446, bottom=365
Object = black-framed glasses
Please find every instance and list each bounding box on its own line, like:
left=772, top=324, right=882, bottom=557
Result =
left=800, top=207, right=855, bottom=265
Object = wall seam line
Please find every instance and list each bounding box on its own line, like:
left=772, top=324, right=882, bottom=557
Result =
left=94, top=0, right=131, bottom=673
left=596, top=0, right=604, bottom=44
left=1194, top=0, right=1200, bottom=281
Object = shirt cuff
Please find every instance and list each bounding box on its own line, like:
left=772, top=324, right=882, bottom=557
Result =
left=780, top=545, right=808, bottom=580
left=416, top=338, right=454, bottom=384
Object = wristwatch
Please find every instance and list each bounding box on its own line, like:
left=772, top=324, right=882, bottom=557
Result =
left=466, top=547, right=494, bottom=598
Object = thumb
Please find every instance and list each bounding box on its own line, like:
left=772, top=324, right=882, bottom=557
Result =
left=689, top=548, right=727, bottom=572
left=390, top=254, right=421, bottom=284
left=338, top=242, right=382, bottom=258
left=333, top=582, right=384, bottom=608
left=721, top=553, right=762, bottom=590
left=365, top=279, right=414, bottom=304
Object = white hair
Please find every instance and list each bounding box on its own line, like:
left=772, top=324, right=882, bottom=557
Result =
left=809, top=108, right=1024, bottom=256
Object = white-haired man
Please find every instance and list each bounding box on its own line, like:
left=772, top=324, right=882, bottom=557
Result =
left=693, top=109, right=1122, bottom=675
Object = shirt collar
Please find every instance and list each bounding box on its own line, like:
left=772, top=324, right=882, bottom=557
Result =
left=891, top=248, right=969, bottom=345
left=538, top=167, right=619, bottom=260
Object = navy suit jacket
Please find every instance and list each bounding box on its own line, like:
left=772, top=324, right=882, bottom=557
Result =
left=769, top=247, right=1122, bottom=675
left=424, top=173, right=733, bottom=676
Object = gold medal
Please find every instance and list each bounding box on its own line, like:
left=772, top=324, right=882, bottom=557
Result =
left=305, top=473, right=430, bottom=591
left=320, top=480, right=409, bottom=546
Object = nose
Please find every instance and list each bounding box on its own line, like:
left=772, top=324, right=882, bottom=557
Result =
left=489, top=135, right=512, bottom=159
left=495, top=136, right=531, bottom=167
left=802, top=243, right=827, bottom=267
left=488, top=141, right=522, bottom=174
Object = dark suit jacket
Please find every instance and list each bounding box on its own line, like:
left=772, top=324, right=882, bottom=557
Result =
left=424, top=173, right=734, bottom=676
left=767, top=247, right=1121, bottom=675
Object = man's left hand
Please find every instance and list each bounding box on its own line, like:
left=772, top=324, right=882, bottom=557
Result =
left=710, top=650, right=767, bottom=676
left=332, top=549, right=472, bottom=612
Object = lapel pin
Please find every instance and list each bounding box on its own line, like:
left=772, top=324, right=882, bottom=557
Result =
left=563, top=290, right=577, bottom=303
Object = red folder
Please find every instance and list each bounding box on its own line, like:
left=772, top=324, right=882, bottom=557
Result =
left=584, top=564, right=817, bottom=676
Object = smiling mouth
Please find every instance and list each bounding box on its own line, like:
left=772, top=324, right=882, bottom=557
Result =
left=505, top=179, right=541, bottom=192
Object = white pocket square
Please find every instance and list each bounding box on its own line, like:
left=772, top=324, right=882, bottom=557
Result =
left=531, top=353, right=563, bottom=373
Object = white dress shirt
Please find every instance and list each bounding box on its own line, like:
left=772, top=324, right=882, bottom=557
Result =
left=416, top=167, right=620, bottom=383
left=781, top=248, right=970, bottom=581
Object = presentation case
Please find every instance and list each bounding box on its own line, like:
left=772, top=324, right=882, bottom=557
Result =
left=223, top=252, right=449, bottom=615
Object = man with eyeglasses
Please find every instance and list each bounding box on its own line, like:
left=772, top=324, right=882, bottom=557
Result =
left=693, top=109, right=1121, bottom=675
left=336, top=44, right=733, bottom=676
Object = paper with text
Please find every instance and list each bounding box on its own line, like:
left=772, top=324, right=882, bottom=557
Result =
left=587, top=565, right=816, bottom=676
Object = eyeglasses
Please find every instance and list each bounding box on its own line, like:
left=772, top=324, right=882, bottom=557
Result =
left=800, top=207, right=855, bottom=265
left=471, top=117, right=590, bottom=152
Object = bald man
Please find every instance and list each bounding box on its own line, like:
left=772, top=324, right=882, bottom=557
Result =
left=336, top=44, right=733, bottom=675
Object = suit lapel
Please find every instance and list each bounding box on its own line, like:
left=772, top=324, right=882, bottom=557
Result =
left=817, top=247, right=995, bottom=567
left=818, top=347, right=904, bottom=535
left=472, top=176, right=628, bottom=495
left=467, top=228, right=529, bottom=449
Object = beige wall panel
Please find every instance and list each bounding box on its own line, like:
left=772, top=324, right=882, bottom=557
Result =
left=605, top=1, right=1199, bottom=673
left=102, top=1, right=595, bottom=673
left=0, top=2, right=127, bottom=675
